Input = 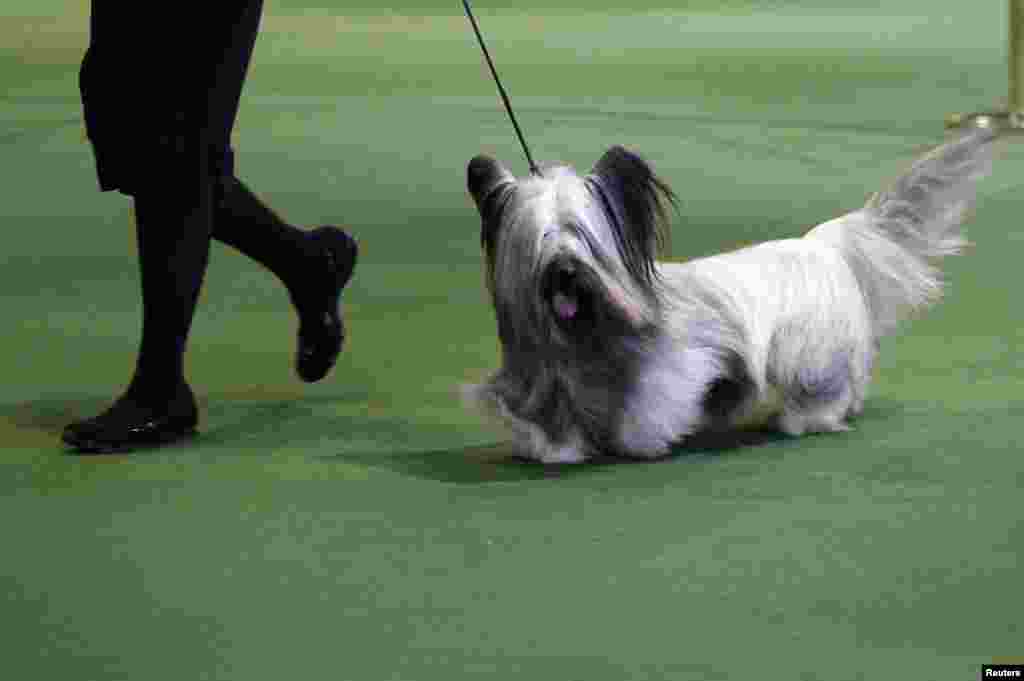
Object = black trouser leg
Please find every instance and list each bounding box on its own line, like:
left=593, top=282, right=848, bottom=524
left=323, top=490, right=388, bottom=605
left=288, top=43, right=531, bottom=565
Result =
left=196, top=0, right=316, bottom=297
left=128, top=168, right=215, bottom=403
left=213, top=177, right=316, bottom=298
left=61, top=165, right=212, bottom=452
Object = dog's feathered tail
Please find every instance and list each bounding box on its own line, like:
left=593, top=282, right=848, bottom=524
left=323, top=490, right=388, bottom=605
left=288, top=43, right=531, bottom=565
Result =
left=809, top=129, right=998, bottom=336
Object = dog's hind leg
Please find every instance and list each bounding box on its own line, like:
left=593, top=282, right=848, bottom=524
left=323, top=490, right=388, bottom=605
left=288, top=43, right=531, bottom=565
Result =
left=846, top=339, right=879, bottom=419
left=773, top=351, right=860, bottom=437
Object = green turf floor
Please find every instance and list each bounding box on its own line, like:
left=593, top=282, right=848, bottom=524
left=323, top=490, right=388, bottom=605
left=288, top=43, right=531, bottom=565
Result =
left=2, top=1, right=1022, bottom=679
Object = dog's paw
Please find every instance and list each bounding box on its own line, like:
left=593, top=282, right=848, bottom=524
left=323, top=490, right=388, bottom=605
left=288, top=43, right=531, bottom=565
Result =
left=527, top=429, right=589, bottom=464
left=536, top=444, right=588, bottom=465
left=779, top=409, right=853, bottom=436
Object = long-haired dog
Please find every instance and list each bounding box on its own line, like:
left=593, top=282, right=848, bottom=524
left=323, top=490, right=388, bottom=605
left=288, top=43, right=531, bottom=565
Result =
left=463, top=129, right=998, bottom=463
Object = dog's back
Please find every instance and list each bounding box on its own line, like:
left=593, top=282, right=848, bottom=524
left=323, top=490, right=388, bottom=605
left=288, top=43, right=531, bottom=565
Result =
left=657, top=234, right=874, bottom=436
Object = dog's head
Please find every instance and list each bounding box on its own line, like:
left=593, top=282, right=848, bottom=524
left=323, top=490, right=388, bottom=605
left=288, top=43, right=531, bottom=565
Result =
left=467, top=146, right=676, bottom=354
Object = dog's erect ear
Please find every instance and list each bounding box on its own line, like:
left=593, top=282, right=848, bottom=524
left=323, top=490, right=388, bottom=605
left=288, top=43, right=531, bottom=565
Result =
left=586, top=146, right=676, bottom=285
left=468, top=156, right=517, bottom=251
left=467, top=156, right=515, bottom=214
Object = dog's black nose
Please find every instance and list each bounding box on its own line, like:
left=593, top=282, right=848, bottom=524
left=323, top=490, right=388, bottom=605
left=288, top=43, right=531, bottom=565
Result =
left=552, top=263, right=576, bottom=289
left=542, top=258, right=574, bottom=296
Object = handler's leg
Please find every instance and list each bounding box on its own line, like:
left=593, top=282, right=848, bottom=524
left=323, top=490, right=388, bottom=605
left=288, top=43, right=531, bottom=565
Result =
left=66, top=0, right=356, bottom=452
left=62, top=162, right=213, bottom=452
left=214, top=181, right=358, bottom=383
left=203, top=0, right=358, bottom=384
left=66, top=2, right=222, bottom=451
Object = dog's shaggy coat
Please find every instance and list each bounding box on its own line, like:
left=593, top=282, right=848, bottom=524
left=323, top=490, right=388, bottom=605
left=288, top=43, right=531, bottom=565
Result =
left=465, top=130, right=997, bottom=463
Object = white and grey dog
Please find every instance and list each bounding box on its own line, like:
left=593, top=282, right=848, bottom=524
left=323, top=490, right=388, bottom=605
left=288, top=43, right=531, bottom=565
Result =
left=464, top=130, right=997, bottom=464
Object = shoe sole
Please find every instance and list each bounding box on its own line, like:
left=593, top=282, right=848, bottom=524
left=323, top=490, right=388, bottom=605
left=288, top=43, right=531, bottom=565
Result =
left=64, top=427, right=198, bottom=454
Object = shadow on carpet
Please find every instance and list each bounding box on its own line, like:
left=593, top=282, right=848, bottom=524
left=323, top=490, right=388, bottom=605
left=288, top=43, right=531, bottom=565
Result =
left=325, top=428, right=791, bottom=485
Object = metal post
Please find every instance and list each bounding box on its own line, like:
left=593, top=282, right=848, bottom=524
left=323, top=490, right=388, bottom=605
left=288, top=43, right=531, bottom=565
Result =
left=947, top=0, right=1024, bottom=132
left=1010, top=0, right=1023, bottom=116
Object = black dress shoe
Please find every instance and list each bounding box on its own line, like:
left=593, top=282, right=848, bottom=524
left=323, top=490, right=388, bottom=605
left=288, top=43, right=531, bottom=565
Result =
left=294, top=226, right=358, bottom=383
left=62, top=385, right=199, bottom=454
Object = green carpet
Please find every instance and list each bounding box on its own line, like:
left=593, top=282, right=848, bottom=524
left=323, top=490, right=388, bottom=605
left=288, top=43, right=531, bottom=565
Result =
left=2, top=1, right=1021, bottom=679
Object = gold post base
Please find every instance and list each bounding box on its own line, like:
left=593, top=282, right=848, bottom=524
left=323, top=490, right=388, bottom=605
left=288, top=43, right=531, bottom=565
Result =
left=945, top=110, right=1024, bottom=132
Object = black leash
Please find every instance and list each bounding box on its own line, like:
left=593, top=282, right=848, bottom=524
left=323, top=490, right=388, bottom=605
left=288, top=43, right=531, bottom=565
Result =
left=462, top=0, right=540, bottom=175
